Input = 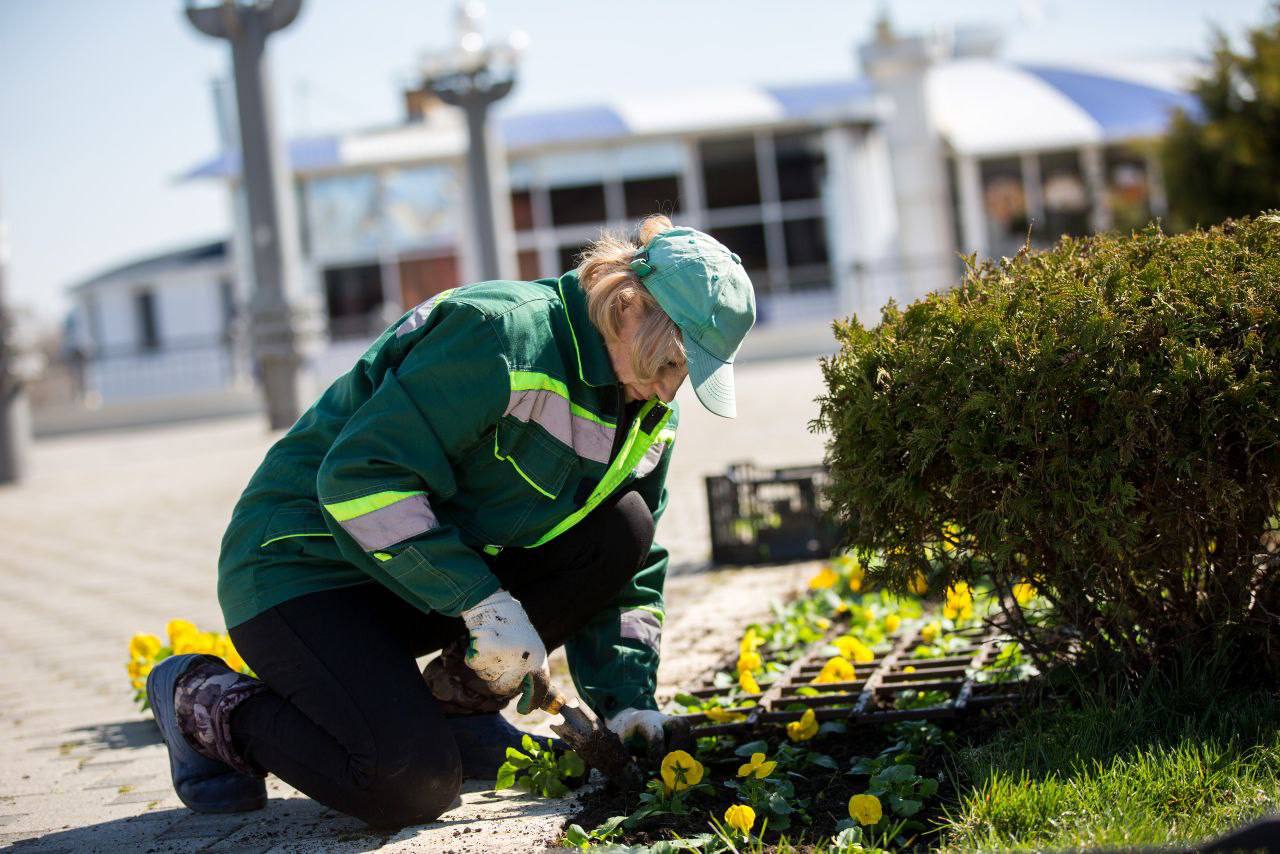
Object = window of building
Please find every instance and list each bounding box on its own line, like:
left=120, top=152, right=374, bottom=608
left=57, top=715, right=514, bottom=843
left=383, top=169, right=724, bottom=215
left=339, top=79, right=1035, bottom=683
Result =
left=979, top=157, right=1028, bottom=258
left=774, top=132, right=825, bottom=202
left=782, top=217, right=831, bottom=291
left=623, top=175, right=681, bottom=219
left=304, top=173, right=382, bottom=260
left=510, top=189, right=535, bottom=232
left=1040, top=150, right=1090, bottom=240
left=558, top=244, right=589, bottom=273
left=709, top=223, right=769, bottom=293
left=1105, top=146, right=1152, bottom=232
left=398, top=254, right=458, bottom=310
left=700, top=136, right=761, bottom=209
left=549, top=183, right=607, bottom=226
left=134, top=289, right=159, bottom=352
left=323, top=263, right=384, bottom=340
left=383, top=165, right=460, bottom=250
left=517, top=249, right=542, bottom=281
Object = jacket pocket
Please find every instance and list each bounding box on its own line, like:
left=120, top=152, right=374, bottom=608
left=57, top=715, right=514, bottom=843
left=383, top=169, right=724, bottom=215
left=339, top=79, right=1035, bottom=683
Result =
left=493, top=418, right=573, bottom=500
left=259, top=501, right=335, bottom=553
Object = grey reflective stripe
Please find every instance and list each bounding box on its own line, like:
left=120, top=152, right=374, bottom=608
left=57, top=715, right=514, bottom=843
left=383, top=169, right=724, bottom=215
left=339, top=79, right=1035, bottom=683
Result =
left=395, top=287, right=456, bottom=338
left=506, top=389, right=615, bottom=464
left=633, top=438, right=668, bottom=478
left=619, top=608, right=662, bottom=653
left=339, top=493, right=439, bottom=551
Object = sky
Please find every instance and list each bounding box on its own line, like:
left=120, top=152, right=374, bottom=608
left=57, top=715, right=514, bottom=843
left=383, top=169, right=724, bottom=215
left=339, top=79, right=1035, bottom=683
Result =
left=0, top=0, right=1274, bottom=327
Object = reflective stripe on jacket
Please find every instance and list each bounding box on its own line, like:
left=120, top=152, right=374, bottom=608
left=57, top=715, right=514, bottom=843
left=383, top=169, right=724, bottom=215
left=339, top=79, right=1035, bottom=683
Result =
left=216, top=272, right=677, bottom=716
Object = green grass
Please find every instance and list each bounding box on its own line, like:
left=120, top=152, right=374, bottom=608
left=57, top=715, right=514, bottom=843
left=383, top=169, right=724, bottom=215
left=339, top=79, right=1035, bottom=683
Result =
left=937, top=658, right=1280, bottom=851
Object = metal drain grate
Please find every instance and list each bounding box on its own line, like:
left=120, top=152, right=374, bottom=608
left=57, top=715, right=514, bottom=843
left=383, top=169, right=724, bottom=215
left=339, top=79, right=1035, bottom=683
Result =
left=674, top=621, right=1024, bottom=736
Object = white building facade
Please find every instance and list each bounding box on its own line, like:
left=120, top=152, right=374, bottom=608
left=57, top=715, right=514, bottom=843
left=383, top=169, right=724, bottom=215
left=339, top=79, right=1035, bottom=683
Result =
left=69, top=26, right=1199, bottom=405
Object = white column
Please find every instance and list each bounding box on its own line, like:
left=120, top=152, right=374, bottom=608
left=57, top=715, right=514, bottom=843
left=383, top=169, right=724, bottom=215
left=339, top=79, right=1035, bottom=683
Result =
left=956, top=154, right=988, bottom=258
left=1146, top=150, right=1168, bottom=220
left=1081, top=144, right=1112, bottom=233
left=679, top=138, right=706, bottom=230
left=1020, top=152, right=1044, bottom=233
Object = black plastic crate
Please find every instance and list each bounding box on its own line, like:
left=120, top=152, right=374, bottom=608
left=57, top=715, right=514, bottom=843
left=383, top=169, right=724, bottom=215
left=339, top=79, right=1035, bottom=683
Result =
left=704, top=462, right=839, bottom=565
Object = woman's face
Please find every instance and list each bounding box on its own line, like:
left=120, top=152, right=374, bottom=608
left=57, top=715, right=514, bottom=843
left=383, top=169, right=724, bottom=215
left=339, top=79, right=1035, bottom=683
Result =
left=606, top=303, right=688, bottom=404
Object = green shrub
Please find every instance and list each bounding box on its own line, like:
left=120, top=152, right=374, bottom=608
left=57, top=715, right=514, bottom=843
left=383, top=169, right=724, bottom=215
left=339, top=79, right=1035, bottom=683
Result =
left=815, top=215, right=1280, bottom=680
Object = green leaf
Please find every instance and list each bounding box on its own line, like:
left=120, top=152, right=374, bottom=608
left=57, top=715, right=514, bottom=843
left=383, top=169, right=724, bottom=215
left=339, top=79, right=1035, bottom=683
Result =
left=819, top=720, right=849, bottom=735
left=734, top=739, right=770, bottom=757
left=562, top=824, right=588, bottom=847
left=895, top=798, right=923, bottom=817
left=504, top=747, right=532, bottom=768
left=808, top=752, right=840, bottom=770
left=558, top=750, right=586, bottom=778
left=919, top=777, right=939, bottom=797
left=673, top=692, right=701, bottom=706
left=494, top=763, right=517, bottom=790
left=521, top=733, right=536, bottom=753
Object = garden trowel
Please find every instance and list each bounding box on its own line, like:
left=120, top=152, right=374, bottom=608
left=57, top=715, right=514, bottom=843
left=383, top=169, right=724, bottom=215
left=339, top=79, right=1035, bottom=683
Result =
left=519, top=670, right=644, bottom=791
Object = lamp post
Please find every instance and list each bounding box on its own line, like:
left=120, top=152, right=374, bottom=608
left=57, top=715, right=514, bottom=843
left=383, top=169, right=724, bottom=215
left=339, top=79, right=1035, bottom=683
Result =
left=186, top=0, right=318, bottom=430
left=421, top=2, right=525, bottom=282
left=0, top=177, right=27, bottom=485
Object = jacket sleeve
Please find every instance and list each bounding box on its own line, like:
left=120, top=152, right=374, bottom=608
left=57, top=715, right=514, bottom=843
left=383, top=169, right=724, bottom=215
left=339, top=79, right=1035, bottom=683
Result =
left=565, top=410, right=677, bottom=719
left=316, top=302, right=507, bottom=617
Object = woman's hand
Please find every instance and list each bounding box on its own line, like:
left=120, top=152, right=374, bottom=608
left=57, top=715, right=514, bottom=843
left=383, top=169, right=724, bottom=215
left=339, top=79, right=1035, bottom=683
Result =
left=460, top=590, right=548, bottom=696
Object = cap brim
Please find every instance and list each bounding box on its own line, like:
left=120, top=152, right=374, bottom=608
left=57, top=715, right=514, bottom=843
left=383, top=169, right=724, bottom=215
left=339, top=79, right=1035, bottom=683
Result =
left=686, top=337, right=737, bottom=418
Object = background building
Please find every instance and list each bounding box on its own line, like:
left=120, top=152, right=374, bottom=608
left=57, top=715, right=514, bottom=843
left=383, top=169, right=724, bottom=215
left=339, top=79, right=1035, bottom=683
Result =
left=65, top=21, right=1198, bottom=406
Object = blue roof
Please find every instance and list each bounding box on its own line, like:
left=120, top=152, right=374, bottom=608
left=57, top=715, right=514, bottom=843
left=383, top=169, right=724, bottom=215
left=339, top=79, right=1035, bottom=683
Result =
left=500, top=105, right=630, bottom=149
left=1019, top=64, right=1203, bottom=140
left=186, top=135, right=342, bottom=179
left=766, top=79, right=876, bottom=119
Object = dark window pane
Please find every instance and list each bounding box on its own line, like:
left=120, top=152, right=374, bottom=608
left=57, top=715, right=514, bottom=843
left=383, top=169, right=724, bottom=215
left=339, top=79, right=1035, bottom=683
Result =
left=700, top=136, right=760, bottom=209
left=549, top=183, right=607, bottom=226
left=558, top=244, right=589, bottom=273
left=1105, top=146, right=1152, bottom=231
left=134, top=290, right=159, bottom=351
left=623, top=175, right=681, bottom=218
left=517, top=249, right=541, bottom=281
left=709, top=222, right=769, bottom=292
left=1040, top=150, right=1090, bottom=240
left=323, top=263, right=384, bottom=339
left=774, top=132, right=825, bottom=201
left=511, top=190, right=535, bottom=231
left=980, top=156, right=1028, bottom=257
left=783, top=217, right=831, bottom=291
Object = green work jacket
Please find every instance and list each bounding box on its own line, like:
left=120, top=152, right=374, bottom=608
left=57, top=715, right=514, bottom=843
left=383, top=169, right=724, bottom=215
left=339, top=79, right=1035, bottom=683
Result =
left=217, top=272, right=677, bottom=717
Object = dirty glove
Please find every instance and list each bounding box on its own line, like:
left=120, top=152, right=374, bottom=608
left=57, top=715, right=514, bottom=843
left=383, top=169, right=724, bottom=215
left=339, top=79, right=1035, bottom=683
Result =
left=607, top=708, right=670, bottom=757
left=460, top=590, right=548, bottom=696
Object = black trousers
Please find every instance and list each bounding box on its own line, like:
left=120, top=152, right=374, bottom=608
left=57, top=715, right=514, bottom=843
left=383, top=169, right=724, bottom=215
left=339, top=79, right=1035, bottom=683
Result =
left=227, top=490, right=654, bottom=828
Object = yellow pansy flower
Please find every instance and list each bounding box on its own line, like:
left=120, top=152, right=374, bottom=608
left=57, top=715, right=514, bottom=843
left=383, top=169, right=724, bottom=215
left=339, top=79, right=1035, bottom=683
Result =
left=737, top=752, right=777, bottom=779
left=847, top=562, right=865, bottom=593
left=1013, top=581, right=1036, bottom=606
left=739, top=627, right=763, bottom=655
left=737, top=650, right=762, bottom=674
left=659, top=750, right=703, bottom=793
left=739, top=669, right=761, bottom=694
left=908, top=572, right=929, bottom=595
left=919, top=621, right=940, bottom=644
left=833, top=635, right=874, bottom=664
left=884, top=613, right=901, bottom=634
left=813, top=656, right=856, bottom=684
left=128, top=633, right=162, bottom=661
left=724, top=803, right=756, bottom=834
left=166, top=619, right=198, bottom=647
left=849, top=793, right=883, bottom=826
left=786, top=708, right=819, bottom=742
left=704, top=707, right=746, bottom=724
left=903, top=665, right=917, bottom=674
left=808, top=566, right=838, bottom=590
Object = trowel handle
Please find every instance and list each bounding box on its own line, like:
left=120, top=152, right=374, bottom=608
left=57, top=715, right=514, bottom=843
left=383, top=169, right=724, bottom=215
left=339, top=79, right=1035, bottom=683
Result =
left=516, top=668, right=565, bottom=715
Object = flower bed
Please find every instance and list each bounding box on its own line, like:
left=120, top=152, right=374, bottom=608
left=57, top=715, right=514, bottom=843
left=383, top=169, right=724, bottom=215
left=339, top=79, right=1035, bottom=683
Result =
left=556, top=556, right=1040, bottom=851
left=125, top=620, right=251, bottom=711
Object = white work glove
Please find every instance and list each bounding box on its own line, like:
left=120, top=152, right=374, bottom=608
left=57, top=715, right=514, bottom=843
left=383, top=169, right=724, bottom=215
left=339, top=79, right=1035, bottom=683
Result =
left=607, top=708, right=670, bottom=757
left=460, top=590, right=548, bottom=696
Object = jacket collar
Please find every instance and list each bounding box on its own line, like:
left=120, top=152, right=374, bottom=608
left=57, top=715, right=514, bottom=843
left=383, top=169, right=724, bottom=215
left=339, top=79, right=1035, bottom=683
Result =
left=557, top=272, right=617, bottom=388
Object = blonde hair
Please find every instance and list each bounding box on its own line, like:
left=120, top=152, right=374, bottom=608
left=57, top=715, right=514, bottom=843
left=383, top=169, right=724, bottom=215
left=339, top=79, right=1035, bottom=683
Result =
left=576, top=214, right=686, bottom=384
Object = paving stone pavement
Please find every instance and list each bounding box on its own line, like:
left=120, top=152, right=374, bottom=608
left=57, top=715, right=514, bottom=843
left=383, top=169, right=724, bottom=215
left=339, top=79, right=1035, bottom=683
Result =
left=0, top=356, right=829, bottom=852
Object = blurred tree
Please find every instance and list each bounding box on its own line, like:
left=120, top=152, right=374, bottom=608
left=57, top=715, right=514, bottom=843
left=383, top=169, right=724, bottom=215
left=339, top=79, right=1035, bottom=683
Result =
left=1163, top=3, right=1280, bottom=230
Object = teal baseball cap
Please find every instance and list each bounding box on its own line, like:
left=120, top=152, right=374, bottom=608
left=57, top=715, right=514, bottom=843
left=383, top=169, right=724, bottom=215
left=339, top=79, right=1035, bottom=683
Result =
left=629, top=226, right=757, bottom=418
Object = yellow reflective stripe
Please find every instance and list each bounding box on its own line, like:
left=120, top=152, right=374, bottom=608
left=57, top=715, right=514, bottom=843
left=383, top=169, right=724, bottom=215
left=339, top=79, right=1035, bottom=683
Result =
left=259, top=532, right=333, bottom=548
left=508, top=370, right=615, bottom=429
left=323, top=490, right=425, bottom=523
left=373, top=552, right=393, bottom=562
left=532, top=399, right=672, bottom=547
left=493, top=433, right=556, bottom=499
left=636, top=604, right=666, bottom=624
